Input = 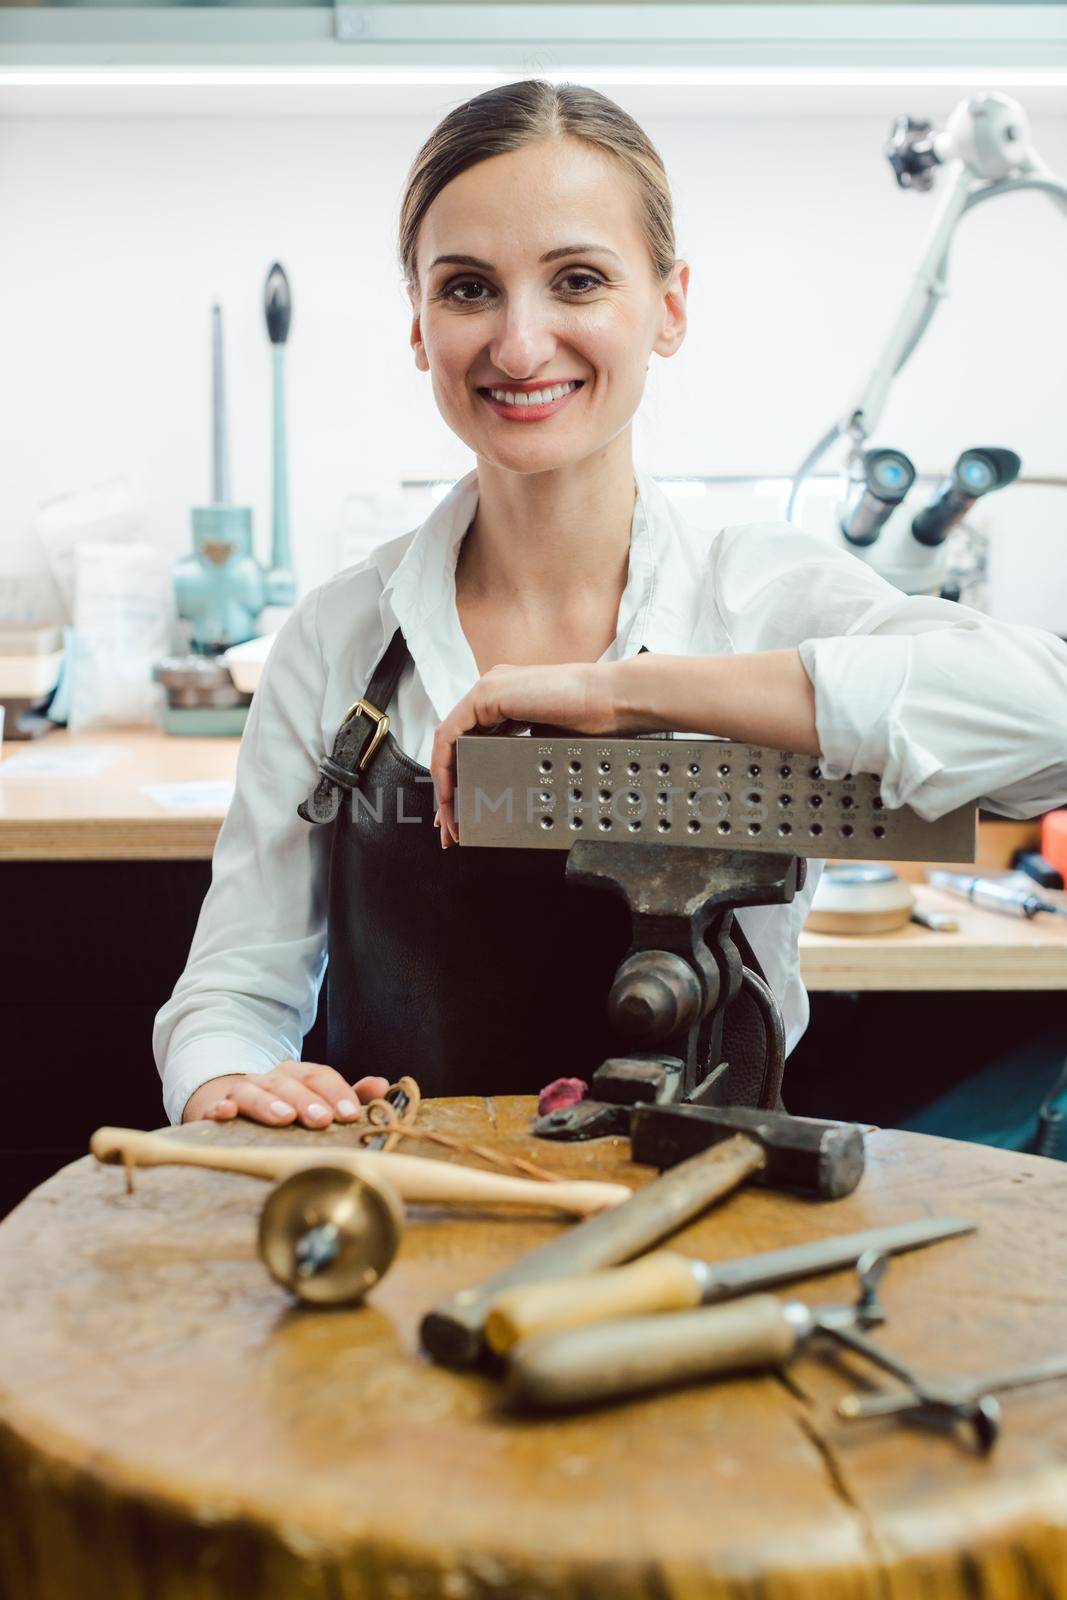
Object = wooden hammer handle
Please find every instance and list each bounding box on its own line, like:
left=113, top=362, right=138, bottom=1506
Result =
left=485, top=1251, right=703, bottom=1354
left=506, top=1295, right=801, bottom=1412
left=421, top=1135, right=767, bottom=1367
left=90, top=1128, right=631, bottom=1218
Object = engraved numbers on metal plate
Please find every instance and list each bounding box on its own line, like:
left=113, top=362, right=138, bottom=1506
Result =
left=456, top=736, right=976, bottom=862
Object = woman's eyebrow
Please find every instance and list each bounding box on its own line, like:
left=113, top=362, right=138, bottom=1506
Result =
left=429, top=244, right=623, bottom=271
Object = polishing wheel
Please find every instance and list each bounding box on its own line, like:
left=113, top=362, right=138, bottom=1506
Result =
left=257, top=1165, right=404, bottom=1305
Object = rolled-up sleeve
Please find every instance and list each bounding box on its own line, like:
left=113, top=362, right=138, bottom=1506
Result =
left=711, top=521, right=1067, bottom=822
left=153, top=589, right=333, bottom=1124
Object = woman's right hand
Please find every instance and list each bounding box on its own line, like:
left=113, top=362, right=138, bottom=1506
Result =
left=182, top=1063, right=390, bottom=1128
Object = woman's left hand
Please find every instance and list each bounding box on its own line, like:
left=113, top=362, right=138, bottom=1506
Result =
left=430, top=661, right=621, bottom=848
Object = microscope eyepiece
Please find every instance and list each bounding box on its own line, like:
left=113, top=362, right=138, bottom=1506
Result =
left=911, top=447, right=1021, bottom=547
left=840, top=447, right=916, bottom=547
left=868, top=451, right=913, bottom=496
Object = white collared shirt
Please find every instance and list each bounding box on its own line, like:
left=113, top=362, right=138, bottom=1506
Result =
left=155, top=464, right=1067, bottom=1124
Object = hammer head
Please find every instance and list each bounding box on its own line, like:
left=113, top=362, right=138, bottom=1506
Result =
left=629, top=1103, right=865, bottom=1200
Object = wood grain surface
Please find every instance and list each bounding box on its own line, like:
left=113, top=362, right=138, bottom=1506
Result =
left=800, top=880, right=1067, bottom=992
left=1, top=1099, right=1067, bottom=1598
left=0, top=728, right=234, bottom=860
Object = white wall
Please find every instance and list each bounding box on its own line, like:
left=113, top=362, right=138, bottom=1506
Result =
left=2, top=101, right=1066, bottom=622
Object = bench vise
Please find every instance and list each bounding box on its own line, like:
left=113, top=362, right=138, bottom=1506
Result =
left=455, top=732, right=976, bottom=1140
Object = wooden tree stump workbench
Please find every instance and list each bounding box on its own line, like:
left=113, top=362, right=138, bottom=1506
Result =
left=1, top=1098, right=1066, bottom=1598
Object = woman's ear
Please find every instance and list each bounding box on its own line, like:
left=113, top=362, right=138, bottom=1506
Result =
left=408, top=283, right=429, bottom=372
left=410, top=316, right=429, bottom=373
left=652, top=259, right=689, bottom=361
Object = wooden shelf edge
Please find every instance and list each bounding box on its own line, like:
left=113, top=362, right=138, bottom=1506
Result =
left=0, top=820, right=221, bottom=862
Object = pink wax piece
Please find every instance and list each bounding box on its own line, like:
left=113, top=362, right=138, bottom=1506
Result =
left=537, top=1077, right=589, bottom=1117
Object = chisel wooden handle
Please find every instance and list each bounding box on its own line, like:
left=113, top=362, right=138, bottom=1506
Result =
left=421, top=1135, right=767, bottom=1366
left=506, top=1295, right=803, bottom=1411
left=486, top=1252, right=703, bottom=1354
left=89, top=1128, right=630, bottom=1218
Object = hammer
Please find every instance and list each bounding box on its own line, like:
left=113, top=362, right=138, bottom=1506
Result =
left=420, top=1102, right=864, bottom=1366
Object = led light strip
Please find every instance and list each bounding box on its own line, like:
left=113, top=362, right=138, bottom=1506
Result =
left=3, top=67, right=1067, bottom=89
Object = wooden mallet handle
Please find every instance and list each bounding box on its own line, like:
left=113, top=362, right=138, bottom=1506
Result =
left=506, top=1295, right=802, bottom=1411
left=90, top=1127, right=631, bottom=1218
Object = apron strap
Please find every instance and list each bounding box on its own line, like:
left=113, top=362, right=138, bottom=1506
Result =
left=300, top=633, right=657, bottom=824
left=298, top=627, right=412, bottom=825
left=364, top=625, right=414, bottom=710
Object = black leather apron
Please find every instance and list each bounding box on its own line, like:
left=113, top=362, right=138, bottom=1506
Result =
left=299, top=628, right=779, bottom=1103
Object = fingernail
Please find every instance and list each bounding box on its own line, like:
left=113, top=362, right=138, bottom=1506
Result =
left=433, top=808, right=441, bottom=828
left=270, top=1099, right=294, bottom=1117
left=306, top=1101, right=330, bottom=1123
left=337, top=1098, right=359, bottom=1117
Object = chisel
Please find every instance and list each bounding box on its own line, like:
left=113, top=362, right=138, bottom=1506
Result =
left=506, top=1238, right=974, bottom=1412
left=485, top=1215, right=975, bottom=1353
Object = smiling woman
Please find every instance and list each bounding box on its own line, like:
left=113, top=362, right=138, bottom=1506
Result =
left=155, top=78, right=1067, bottom=1130
left=400, top=93, right=685, bottom=500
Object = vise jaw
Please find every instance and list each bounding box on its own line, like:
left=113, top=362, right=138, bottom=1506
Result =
left=534, top=842, right=803, bottom=1140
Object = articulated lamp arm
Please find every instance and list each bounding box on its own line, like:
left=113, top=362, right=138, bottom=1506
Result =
left=786, top=94, right=1067, bottom=525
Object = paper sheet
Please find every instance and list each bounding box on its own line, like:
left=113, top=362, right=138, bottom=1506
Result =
left=0, top=743, right=124, bottom=779
left=141, top=781, right=234, bottom=812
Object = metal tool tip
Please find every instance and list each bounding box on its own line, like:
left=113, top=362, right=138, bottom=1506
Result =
left=293, top=1221, right=341, bottom=1278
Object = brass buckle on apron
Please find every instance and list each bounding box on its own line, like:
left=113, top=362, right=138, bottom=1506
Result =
left=342, top=697, right=390, bottom=771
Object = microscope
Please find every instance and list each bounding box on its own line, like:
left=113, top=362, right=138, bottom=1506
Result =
left=787, top=93, right=1067, bottom=598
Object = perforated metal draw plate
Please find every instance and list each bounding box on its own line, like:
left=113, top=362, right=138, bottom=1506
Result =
left=455, top=736, right=976, bottom=861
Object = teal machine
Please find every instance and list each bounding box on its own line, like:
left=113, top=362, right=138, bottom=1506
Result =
left=158, top=266, right=296, bottom=734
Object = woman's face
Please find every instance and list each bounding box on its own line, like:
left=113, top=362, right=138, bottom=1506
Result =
left=408, top=136, right=688, bottom=474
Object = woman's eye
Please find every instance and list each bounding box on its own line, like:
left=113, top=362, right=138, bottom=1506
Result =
left=441, top=269, right=604, bottom=306
left=558, top=271, right=603, bottom=295
left=443, top=279, right=493, bottom=305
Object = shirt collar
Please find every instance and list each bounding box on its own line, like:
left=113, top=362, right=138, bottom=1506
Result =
left=377, top=461, right=679, bottom=721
